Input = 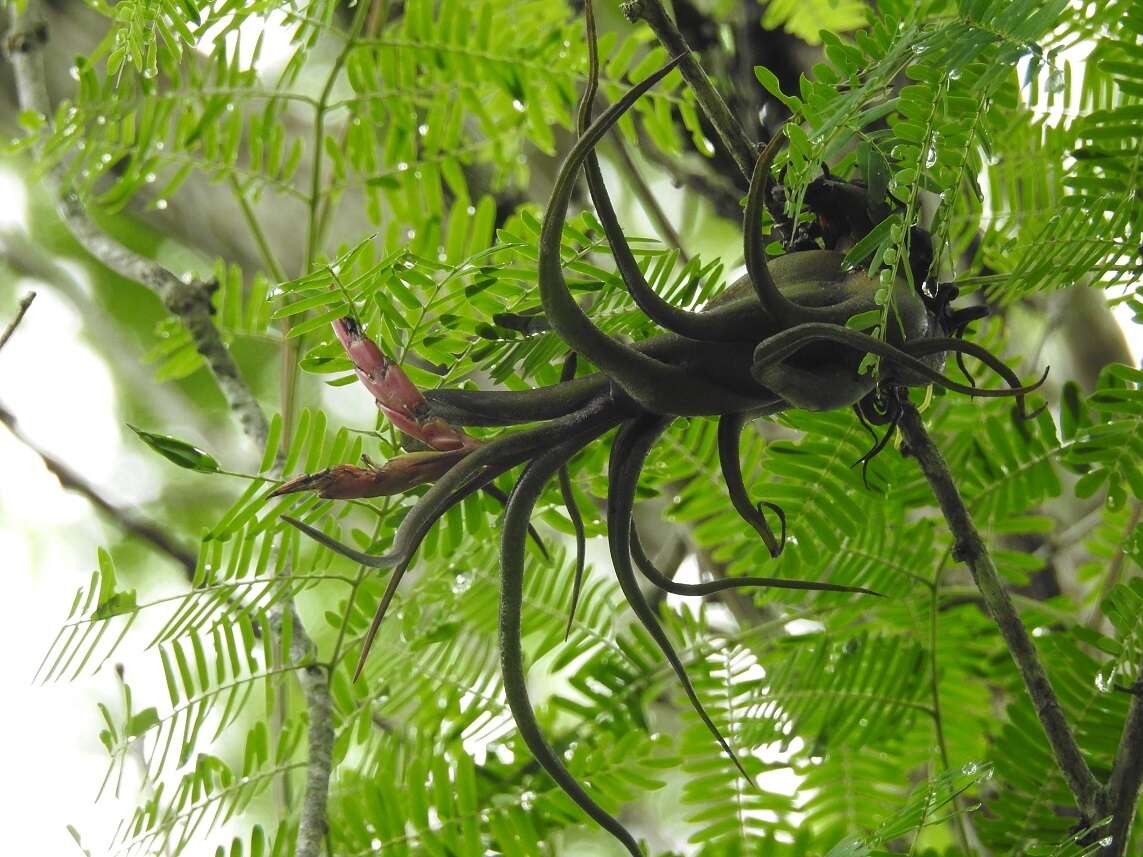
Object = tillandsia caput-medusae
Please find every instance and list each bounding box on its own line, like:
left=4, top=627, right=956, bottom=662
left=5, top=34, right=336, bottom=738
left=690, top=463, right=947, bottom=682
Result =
left=271, top=5, right=1045, bottom=853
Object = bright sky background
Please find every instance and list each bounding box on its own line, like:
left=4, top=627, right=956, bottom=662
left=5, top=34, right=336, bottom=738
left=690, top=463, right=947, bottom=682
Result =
left=0, top=171, right=205, bottom=856
left=0, top=10, right=303, bottom=852
left=2, top=10, right=1141, bottom=857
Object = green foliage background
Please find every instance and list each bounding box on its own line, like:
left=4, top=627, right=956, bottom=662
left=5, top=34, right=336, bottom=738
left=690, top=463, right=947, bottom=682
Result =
left=4, top=0, right=1142, bottom=855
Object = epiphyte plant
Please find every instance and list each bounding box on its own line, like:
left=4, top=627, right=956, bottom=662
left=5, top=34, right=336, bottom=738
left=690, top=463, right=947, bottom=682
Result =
left=272, top=4, right=1044, bottom=853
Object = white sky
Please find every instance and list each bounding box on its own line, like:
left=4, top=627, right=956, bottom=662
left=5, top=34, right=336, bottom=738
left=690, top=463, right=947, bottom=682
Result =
left=0, top=177, right=229, bottom=854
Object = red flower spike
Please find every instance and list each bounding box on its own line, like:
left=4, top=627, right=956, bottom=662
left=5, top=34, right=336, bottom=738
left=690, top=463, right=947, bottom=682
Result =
left=270, top=449, right=468, bottom=500
left=331, top=316, right=478, bottom=452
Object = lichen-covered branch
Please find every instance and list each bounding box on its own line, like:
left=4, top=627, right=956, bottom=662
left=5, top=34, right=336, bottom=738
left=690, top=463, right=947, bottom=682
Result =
left=290, top=631, right=334, bottom=857
left=4, top=2, right=267, bottom=447
left=896, top=400, right=1106, bottom=823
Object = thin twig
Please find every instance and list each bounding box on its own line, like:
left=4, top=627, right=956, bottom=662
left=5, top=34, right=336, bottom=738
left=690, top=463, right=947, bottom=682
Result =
left=280, top=0, right=371, bottom=460
left=896, top=400, right=1106, bottom=823
left=622, top=0, right=756, bottom=180
left=0, top=403, right=198, bottom=574
left=0, top=291, right=36, bottom=352
left=1085, top=500, right=1143, bottom=631
left=1044, top=503, right=1106, bottom=556
left=268, top=5, right=375, bottom=843
left=1103, top=665, right=1143, bottom=857
left=1, top=232, right=221, bottom=435
left=606, top=137, right=689, bottom=261
left=635, top=126, right=743, bottom=223
left=927, top=548, right=974, bottom=855
left=9, top=304, right=197, bottom=578
left=312, top=0, right=389, bottom=257
left=229, top=175, right=288, bottom=284
left=114, top=664, right=175, bottom=857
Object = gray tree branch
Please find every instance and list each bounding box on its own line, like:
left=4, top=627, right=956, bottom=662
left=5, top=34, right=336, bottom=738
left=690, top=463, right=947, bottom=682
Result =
left=0, top=402, right=198, bottom=574
left=292, top=642, right=334, bottom=857
left=4, top=2, right=268, bottom=447
left=0, top=233, right=211, bottom=432
left=896, top=401, right=1106, bottom=823
left=3, top=298, right=198, bottom=573
left=1102, top=668, right=1143, bottom=857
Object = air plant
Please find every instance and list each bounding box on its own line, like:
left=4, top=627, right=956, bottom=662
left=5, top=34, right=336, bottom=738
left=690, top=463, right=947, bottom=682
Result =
left=272, top=5, right=1044, bottom=853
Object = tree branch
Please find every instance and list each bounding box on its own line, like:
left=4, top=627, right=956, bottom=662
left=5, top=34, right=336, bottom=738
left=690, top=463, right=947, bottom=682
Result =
left=634, top=129, right=743, bottom=220
left=5, top=6, right=333, bottom=854
left=0, top=402, right=198, bottom=574
left=896, top=400, right=1106, bottom=823
left=4, top=2, right=268, bottom=448
left=0, top=291, right=36, bottom=351
left=1, top=233, right=224, bottom=435
left=624, top=0, right=799, bottom=235
left=290, top=636, right=334, bottom=857
left=622, top=0, right=757, bottom=180
left=1103, top=667, right=1143, bottom=857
